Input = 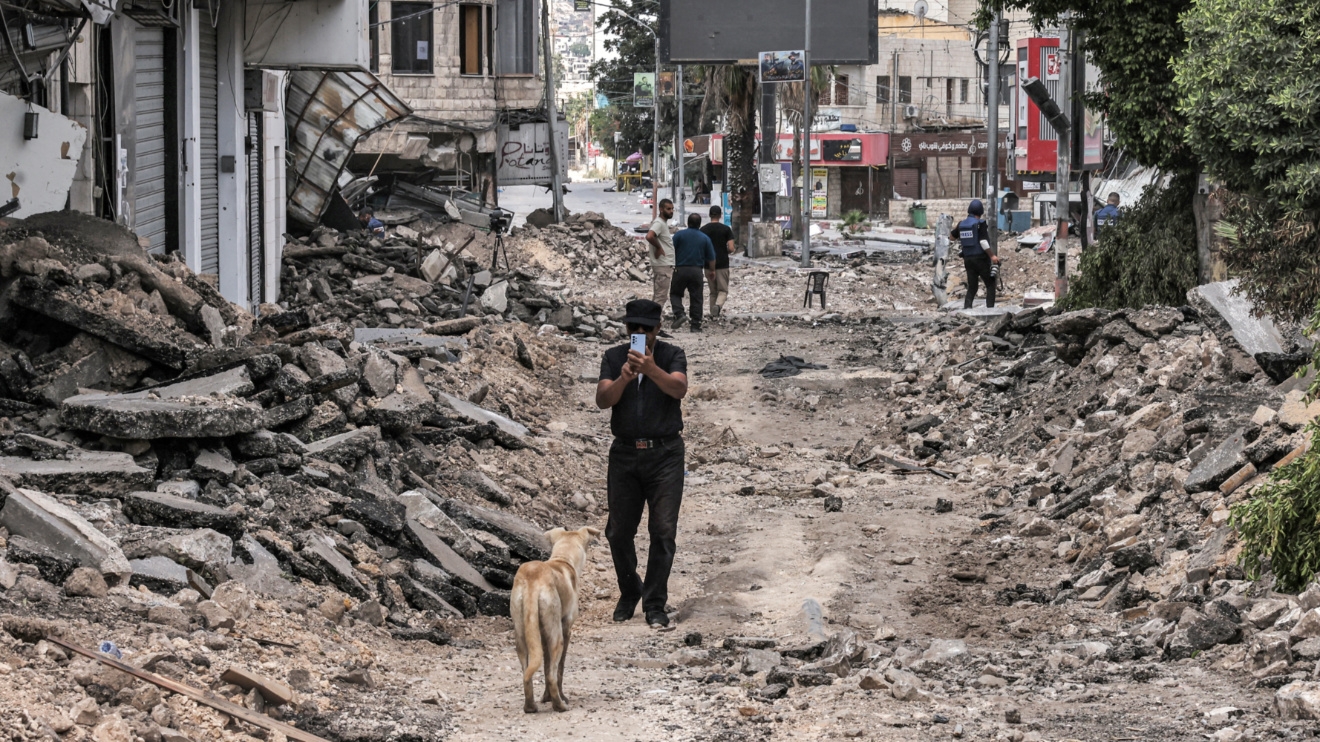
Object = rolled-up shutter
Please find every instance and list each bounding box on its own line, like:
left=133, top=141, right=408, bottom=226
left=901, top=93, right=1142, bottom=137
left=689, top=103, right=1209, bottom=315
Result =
left=199, top=20, right=220, bottom=275
left=247, top=112, right=264, bottom=305
left=133, top=25, right=167, bottom=252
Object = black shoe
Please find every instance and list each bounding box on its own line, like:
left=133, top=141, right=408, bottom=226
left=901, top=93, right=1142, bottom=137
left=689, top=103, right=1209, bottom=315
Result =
left=670, top=314, right=688, bottom=330
left=613, top=596, right=640, bottom=622
left=645, top=610, right=670, bottom=629
left=657, top=330, right=674, bottom=338
left=690, top=325, right=702, bottom=333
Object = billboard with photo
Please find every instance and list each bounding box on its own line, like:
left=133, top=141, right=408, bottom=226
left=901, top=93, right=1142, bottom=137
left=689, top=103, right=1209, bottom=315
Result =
left=659, top=0, right=878, bottom=64
left=758, top=50, right=805, bottom=83
left=634, top=73, right=655, bottom=107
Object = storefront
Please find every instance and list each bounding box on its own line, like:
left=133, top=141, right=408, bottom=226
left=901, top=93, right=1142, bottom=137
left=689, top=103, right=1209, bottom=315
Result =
left=888, top=130, right=1011, bottom=200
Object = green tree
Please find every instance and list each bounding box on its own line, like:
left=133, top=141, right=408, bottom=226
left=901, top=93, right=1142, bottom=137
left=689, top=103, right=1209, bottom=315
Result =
left=1175, top=0, right=1320, bottom=320
left=569, top=41, right=591, bottom=57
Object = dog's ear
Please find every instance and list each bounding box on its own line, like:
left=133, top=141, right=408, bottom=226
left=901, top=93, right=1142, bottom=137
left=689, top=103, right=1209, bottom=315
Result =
left=545, top=527, right=566, bottom=543
left=584, top=526, right=603, bottom=538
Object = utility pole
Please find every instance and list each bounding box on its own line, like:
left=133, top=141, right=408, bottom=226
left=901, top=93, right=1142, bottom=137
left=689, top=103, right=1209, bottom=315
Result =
left=542, top=0, right=564, bottom=223
left=986, top=10, right=1000, bottom=248
left=677, top=64, right=685, bottom=222
left=1054, top=21, right=1072, bottom=297
left=653, top=34, right=660, bottom=221
left=800, top=0, right=813, bottom=269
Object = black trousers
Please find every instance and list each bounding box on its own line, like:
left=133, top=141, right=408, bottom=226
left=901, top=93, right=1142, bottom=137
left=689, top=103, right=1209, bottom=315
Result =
left=606, top=438, right=685, bottom=613
left=670, top=267, right=705, bottom=328
left=963, top=254, right=996, bottom=309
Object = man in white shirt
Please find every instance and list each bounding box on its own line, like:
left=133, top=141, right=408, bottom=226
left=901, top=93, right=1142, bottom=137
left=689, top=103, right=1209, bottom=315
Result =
left=645, top=198, right=676, bottom=314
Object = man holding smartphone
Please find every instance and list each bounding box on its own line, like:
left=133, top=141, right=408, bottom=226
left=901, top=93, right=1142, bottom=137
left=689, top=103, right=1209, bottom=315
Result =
left=596, top=299, right=689, bottom=629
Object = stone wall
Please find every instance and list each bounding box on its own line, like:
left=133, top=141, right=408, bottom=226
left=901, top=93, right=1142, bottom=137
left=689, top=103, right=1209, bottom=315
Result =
left=889, top=198, right=973, bottom=227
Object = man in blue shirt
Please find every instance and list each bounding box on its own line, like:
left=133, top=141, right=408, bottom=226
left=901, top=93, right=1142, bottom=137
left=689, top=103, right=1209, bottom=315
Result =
left=668, top=213, right=716, bottom=332
left=358, top=209, right=386, bottom=238
left=1095, top=192, right=1120, bottom=232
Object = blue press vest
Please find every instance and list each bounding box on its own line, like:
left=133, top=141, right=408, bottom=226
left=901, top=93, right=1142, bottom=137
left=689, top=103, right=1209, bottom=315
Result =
left=957, top=217, right=984, bottom=256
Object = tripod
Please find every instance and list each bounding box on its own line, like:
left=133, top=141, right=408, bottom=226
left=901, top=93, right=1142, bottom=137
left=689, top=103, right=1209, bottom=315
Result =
left=460, top=226, right=511, bottom=317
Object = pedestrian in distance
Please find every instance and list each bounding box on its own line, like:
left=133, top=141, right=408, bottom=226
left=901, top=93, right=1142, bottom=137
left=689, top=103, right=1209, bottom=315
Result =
left=1095, top=192, right=1121, bottom=231
left=669, top=213, right=716, bottom=332
left=645, top=199, right=676, bottom=316
left=700, top=206, right=736, bottom=319
left=957, top=199, right=999, bottom=309
left=595, top=299, right=689, bottom=629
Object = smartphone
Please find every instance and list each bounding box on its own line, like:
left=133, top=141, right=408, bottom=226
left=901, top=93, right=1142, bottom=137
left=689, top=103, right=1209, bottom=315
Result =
left=630, top=333, right=647, bottom=355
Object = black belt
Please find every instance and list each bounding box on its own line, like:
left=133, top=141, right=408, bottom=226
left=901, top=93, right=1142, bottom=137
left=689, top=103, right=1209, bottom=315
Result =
left=616, top=435, right=680, bottom=450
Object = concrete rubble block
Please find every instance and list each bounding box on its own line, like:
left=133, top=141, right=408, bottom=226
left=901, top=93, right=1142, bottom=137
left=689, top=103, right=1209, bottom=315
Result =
left=191, top=450, right=236, bottom=483
left=458, top=470, right=514, bottom=507
left=1188, top=279, right=1285, bottom=358
left=60, top=366, right=263, bottom=439
left=478, top=589, right=511, bottom=616
left=1290, top=608, right=1320, bottom=643
left=404, top=519, right=494, bottom=596
left=302, top=426, right=381, bottom=467
left=424, top=317, right=482, bottom=337
left=434, top=391, right=528, bottom=441
left=1279, top=390, right=1320, bottom=432
left=1098, top=319, right=1146, bottom=350
left=1185, top=428, right=1252, bottom=493
left=398, top=490, right=484, bottom=559
left=10, top=277, right=201, bottom=369
left=196, top=600, right=235, bottom=630
left=1130, top=307, right=1185, bottom=337
left=406, top=560, right=474, bottom=617
left=352, top=273, right=434, bottom=297
left=300, top=343, right=348, bottom=377
left=159, top=529, right=234, bottom=574
left=919, top=639, right=968, bottom=667
left=232, top=430, right=306, bottom=459
left=1275, top=681, right=1320, bottom=720
left=128, top=556, right=193, bottom=594
left=1104, top=514, right=1146, bottom=545
left=1166, top=608, right=1239, bottom=659
left=884, top=668, right=929, bottom=703
left=1039, top=307, right=1112, bottom=337
left=441, top=497, right=551, bottom=562
left=7, top=534, right=78, bottom=584
left=369, top=366, right=434, bottom=431
left=63, top=566, right=108, bottom=598
left=0, top=488, right=132, bottom=585
left=741, top=648, right=783, bottom=675
left=343, top=498, right=407, bottom=537
left=1185, top=527, right=1233, bottom=583
left=0, top=450, right=152, bottom=496
left=360, top=354, right=398, bottom=398
left=300, top=533, right=371, bottom=600
left=1125, top=402, right=1173, bottom=431
left=1248, top=600, right=1291, bottom=630
left=122, top=491, right=243, bottom=537
left=220, top=666, right=295, bottom=706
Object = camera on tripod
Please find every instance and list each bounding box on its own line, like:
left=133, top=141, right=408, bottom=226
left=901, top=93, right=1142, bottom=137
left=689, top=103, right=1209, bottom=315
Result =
left=489, top=210, right=512, bottom=234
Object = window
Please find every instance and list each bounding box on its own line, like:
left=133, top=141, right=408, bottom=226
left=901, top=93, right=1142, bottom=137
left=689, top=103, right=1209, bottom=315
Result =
left=876, top=75, right=890, bottom=105
left=391, top=2, right=433, bottom=74
left=834, top=74, right=849, bottom=106
left=459, top=4, right=492, bottom=75
left=959, top=78, right=968, bottom=104
left=369, top=2, right=379, bottom=73
left=898, top=76, right=912, bottom=104
left=496, top=0, right=535, bottom=75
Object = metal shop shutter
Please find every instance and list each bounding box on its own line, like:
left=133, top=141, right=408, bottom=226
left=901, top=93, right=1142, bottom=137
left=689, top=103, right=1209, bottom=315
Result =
left=247, top=112, right=264, bottom=305
left=199, top=20, right=220, bottom=275
left=133, top=25, right=168, bottom=252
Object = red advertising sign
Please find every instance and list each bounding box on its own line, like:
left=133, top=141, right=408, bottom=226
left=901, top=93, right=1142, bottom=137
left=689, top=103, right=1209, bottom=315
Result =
left=1045, top=53, right=1060, bottom=80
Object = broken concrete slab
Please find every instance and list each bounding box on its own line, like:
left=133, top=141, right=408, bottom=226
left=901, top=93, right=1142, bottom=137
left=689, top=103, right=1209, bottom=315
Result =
left=1185, top=428, right=1251, bottom=493
left=121, top=491, right=243, bottom=536
left=1129, top=307, right=1185, bottom=337
left=398, top=490, right=484, bottom=560
left=404, top=519, right=494, bottom=595
left=0, top=488, right=132, bottom=585
left=299, top=533, right=370, bottom=600
left=302, top=426, right=380, bottom=467
left=7, top=534, right=79, bottom=584
left=458, top=471, right=514, bottom=507
left=1039, top=307, right=1112, bottom=337
left=1275, top=681, right=1320, bottom=720
left=342, top=498, right=407, bottom=538
left=360, top=354, right=397, bottom=398
left=159, top=529, right=234, bottom=574
left=424, top=317, right=482, bottom=336
left=11, top=278, right=202, bottom=369
left=396, top=569, right=467, bottom=618
left=1188, top=280, right=1285, bottom=358
left=60, top=366, right=263, bottom=439
left=128, top=556, right=193, bottom=594
left=440, top=498, right=550, bottom=562
left=220, top=667, right=295, bottom=706
left=0, top=450, right=152, bottom=496
left=369, top=366, right=433, bottom=431
left=433, top=391, right=528, bottom=441
left=192, top=450, right=237, bottom=483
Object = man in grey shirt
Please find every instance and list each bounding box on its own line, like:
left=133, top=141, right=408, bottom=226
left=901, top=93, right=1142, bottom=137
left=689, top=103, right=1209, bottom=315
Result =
left=646, top=199, right=676, bottom=315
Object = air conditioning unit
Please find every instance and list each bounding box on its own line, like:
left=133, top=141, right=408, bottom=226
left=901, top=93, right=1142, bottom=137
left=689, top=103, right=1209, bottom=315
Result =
left=904, top=104, right=920, bottom=119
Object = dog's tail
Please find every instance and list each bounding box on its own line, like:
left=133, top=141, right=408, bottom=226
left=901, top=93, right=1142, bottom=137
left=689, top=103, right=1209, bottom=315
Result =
left=514, top=580, right=544, bottom=685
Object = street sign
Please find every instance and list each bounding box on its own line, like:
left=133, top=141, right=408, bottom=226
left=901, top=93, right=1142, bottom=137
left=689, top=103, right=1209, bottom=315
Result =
left=1045, top=53, right=1060, bottom=80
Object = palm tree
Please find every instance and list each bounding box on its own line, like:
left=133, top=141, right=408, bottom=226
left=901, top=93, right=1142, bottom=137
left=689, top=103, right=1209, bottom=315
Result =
left=777, top=67, right=833, bottom=239
left=700, top=66, right=759, bottom=246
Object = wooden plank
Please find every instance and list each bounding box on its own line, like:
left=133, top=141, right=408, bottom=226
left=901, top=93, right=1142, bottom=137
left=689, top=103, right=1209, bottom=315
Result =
left=46, top=636, right=331, bottom=742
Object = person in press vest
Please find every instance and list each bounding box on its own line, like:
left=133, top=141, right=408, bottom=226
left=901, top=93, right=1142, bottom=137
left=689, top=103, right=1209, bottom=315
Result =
left=958, top=199, right=999, bottom=309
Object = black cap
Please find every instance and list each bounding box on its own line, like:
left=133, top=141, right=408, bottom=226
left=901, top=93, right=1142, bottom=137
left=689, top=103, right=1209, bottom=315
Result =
left=622, top=299, right=663, bottom=328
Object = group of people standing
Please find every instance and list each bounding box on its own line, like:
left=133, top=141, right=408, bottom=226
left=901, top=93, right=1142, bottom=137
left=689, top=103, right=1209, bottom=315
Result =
left=644, top=199, right=735, bottom=332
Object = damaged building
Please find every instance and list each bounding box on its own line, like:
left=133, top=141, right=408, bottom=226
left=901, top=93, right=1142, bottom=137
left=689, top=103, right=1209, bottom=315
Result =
left=0, top=0, right=421, bottom=310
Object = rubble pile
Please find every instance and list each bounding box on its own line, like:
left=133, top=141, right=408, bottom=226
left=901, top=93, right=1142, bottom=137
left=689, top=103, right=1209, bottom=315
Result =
left=508, top=211, right=649, bottom=285
left=0, top=212, right=615, bottom=739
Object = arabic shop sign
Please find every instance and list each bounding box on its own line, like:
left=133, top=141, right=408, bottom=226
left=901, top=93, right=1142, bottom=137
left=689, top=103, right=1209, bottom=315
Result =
left=497, top=122, right=569, bottom=186
left=894, top=132, right=1006, bottom=158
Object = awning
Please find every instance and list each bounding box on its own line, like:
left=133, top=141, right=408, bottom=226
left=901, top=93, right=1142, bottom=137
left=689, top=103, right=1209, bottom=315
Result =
left=285, top=70, right=411, bottom=229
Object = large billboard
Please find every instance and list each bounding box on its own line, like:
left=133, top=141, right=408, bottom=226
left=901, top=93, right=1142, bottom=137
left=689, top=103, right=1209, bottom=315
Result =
left=659, top=0, right=879, bottom=65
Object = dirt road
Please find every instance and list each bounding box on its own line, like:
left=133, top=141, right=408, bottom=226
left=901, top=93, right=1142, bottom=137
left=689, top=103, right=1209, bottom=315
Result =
left=419, top=322, right=1265, bottom=742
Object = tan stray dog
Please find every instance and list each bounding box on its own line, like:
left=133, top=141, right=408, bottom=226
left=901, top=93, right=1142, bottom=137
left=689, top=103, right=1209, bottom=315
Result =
left=511, top=525, right=601, bottom=713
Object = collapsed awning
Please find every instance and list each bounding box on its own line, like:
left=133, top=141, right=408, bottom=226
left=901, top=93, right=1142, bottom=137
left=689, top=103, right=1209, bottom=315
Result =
left=285, top=70, right=411, bottom=229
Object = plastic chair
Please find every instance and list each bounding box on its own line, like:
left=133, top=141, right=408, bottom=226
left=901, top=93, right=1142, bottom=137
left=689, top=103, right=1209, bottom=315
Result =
left=803, top=271, right=829, bottom=308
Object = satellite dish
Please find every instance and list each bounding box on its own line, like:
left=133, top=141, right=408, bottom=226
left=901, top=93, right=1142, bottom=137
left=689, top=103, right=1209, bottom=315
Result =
left=914, top=0, right=928, bottom=20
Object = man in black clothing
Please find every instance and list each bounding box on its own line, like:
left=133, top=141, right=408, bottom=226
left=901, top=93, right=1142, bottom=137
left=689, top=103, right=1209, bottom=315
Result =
left=669, top=213, right=717, bottom=332
left=596, top=299, right=689, bottom=629
left=700, top=206, right=736, bottom=318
